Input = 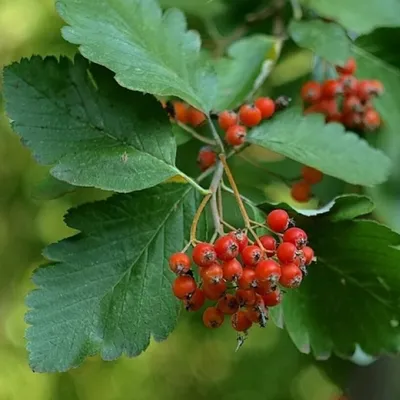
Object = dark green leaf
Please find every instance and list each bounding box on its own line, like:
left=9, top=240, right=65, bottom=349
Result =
left=300, top=0, right=400, bottom=35
left=4, top=56, right=183, bottom=193
left=26, top=182, right=207, bottom=372
left=57, top=0, right=216, bottom=112
left=261, top=195, right=400, bottom=357
left=247, top=107, right=391, bottom=186
left=288, top=20, right=351, bottom=66
left=213, top=35, right=280, bottom=111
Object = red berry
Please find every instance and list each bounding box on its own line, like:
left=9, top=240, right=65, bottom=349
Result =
left=246, top=294, right=268, bottom=326
left=225, top=124, right=247, bottom=146
left=228, top=229, right=248, bottom=252
left=267, top=209, right=290, bottom=232
left=192, top=242, right=217, bottom=267
left=214, top=235, right=239, bottom=261
left=236, top=288, right=257, bottom=306
left=357, top=80, right=373, bottom=102
left=301, top=81, right=321, bottom=103
left=173, top=101, right=189, bottom=124
left=169, top=252, right=191, bottom=275
left=255, top=259, right=281, bottom=284
left=279, top=263, right=303, bottom=288
left=362, top=109, right=381, bottom=131
left=301, top=166, right=323, bottom=185
left=184, top=288, right=205, bottom=311
left=218, top=110, right=237, bottom=131
left=343, top=95, right=363, bottom=114
left=255, top=97, right=276, bottom=119
left=306, top=99, right=338, bottom=117
left=231, top=310, right=252, bottom=331
left=187, top=107, right=206, bottom=127
left=197, top=146, right=216, bottom=171
left=255, top=280, right=273, bottom=295
left=202, top=280, right=226, bottom=300
left=203, top=306, right=224, bottom=328
left=172, top=275, right=197, bottom=299
left=283, top=227, right=308, bottom=248
left=342, top=111, right=363, bottom=129
left=262, top=287, right=282, bottom=307
left=321, top=79, right=343, bottom=98
left=291, top=181, right=312, bottom=203
left=339, top=75, right=358, bottom=96
left=238, top=267, right=258, bottom=289
left=368, top=80, right=384, bottom=96
left=222, top=258, right=243, bottom=281
left=326, top=113, right=342, bottom=123
left=217, top=294, right=239, bottom=315
left=241, top=245, right=263, bottom=266
left=239, top=104, right=262, bottom=127
left=259, top=235, right=277, bottom=256
left=202, top=263, right=224, bottom=285
left=277, top=242, right=297, bottom=264
left=301, top=246, right=315, bottom=265
left=336, top=58, right=357, bottom=75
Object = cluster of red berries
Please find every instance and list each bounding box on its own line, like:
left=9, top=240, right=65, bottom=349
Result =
left=301, top=58, right=384, bottom=132
left=169, top=209, right=315, bottom=338
left=291, top=165, right=323, bottom=203
left=167, top=101, right=207, bottom=127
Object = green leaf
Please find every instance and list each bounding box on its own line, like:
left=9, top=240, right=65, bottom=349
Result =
left=56, top=0, right=216, bottom=112
left=213, top=35, right=281, bottom=111
left=288, top=20, right=351, bottom=66
left=32, top=175, right=76, bottom=200
left=159, top=0, right=226, bottom=19
left=4, top=56, right=184, bottom=193
left=261, top=195, right=400, bottom=357
left=300, top=0, right=400, bottom=35
left=247, top=107, right=391, bottom=186
left=26, top=182, right=208, bottom=372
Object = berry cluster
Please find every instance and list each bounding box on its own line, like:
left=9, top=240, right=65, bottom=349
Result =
left=169, top=209, right=315, bottom=342
left=301, top=58, right=384, bottom=132
left=291, top=165, right=323, bottom=203
left=168, top=101, right=207, bottom=127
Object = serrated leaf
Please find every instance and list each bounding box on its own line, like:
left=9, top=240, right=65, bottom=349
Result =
left=288, top=20, right=351, bottom=66
left=26, top=183, right=208, bottom=372
left=247, top=107, right=391, bottom=186
left=213, top=35, right=281, bottom=111
left=261, top=195, right=400, bottom=357
left=4, top=56, right=184, bottom=193
left=56, top=0, right=216, bottom=112
left=300, top=0, right=400, bottom=35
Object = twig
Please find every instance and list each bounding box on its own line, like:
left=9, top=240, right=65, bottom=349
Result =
left=190, top=193, right=212, bottom=243
left=177, top=121, right=216, bottom=146
left=207, top=116, right=225, bottom=154
left=210, top=162, right=224, bottom=236
left=217, top=184, right=224, bottom=226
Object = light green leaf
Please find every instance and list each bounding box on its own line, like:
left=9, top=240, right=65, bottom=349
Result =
left=260, top=195, right=400, bottom=357
left=159, top=0, right=226, bottom=19
left=26, top=182, right=207, bottom=372
left=289, top=20, right=351, bottom=66
left=56, top=0, right=216, bottom=112
left=300, top=0, right=400, bottom=35
left=247, top=107, right=391, bottom=186
left=4, top=56, right=184, bottom=193
left=213, top=35, right=281, bottom=111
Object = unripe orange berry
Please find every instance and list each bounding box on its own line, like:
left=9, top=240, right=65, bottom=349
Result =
left=301, top=166, right=323, bottom=185
left=173, top=101, right=189, bottom=124
left=291, top=180, right=312, bottom=203
left=187, top=107, right=206, bottom=127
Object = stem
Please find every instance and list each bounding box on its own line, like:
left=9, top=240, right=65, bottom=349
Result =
left=190, top=193, right=212, bottom=243
left=180, top=172, right=211, bottom=195
left=217, top=185, right=224, bottom=224
left=220, top=219, right=237, bottom=231
left=207, top=116, right=225, bottom=154
left=209, top=162, right=224, bottom=236
left=177, top=121, right=216, bottom=146
left=290, top=0, right=303, bottom=20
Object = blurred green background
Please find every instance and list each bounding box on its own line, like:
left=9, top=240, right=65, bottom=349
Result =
left=0, top=0, right=396, bottom=399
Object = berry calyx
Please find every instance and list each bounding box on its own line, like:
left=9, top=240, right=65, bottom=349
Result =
left=301, top=81, right=321, bottom=103
left=203, top=307, right=224, bottom=328
left=276, top=242, right=297, bottom=264
left=225, top=124, right=247, bottom=146
left=202, top=263, right=224, bottom=285
left=222, top=258, right=243, bottom=281
left=217, top=294, right=239, bottom=315
left=343, top=95, right=363, bottom=114
left=241, top=245, right=263, bottom=266
left=239, top=104, right=262, bottom=127
left=197, top=146, right=216, bottom=171
left=283, top=227, right=308, bottom=248
left=228, top=229, right=249, bottom=252
left=255, top=259, right=281, bottom=284
left=231, top=310, right=253, bottom=332
left=262, top=287, right=282, bottom=307
left=301, top=166, right=323, bottom=185
left=339, top=75, right=358, bottom=96
left=255, top=97, right=276, bottom=119
left=192, top=242, right=217, bottom=267
left=336, top=57, right=357, bottom=75
left=185, top=288, right=205, bottom=311
left=291, top=180, right=312, bottom=203
left=259, top=235, right=277, bottom=256
left=279, top=263, right=303, bottom=288
left=169, top=252, right=191, bottom=275
left=238, top=267, right=258, bottom=289
left=214, top=235, right=239, bottom=261
left=267, top=209, right=290, bottom=232
left=187, top=107, right=206, bottom=127
left=218, top=110, right=238, bottom=131
left=172, top=275, right=197, bottom=299
left=245, top=294, right=268, bottom=326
